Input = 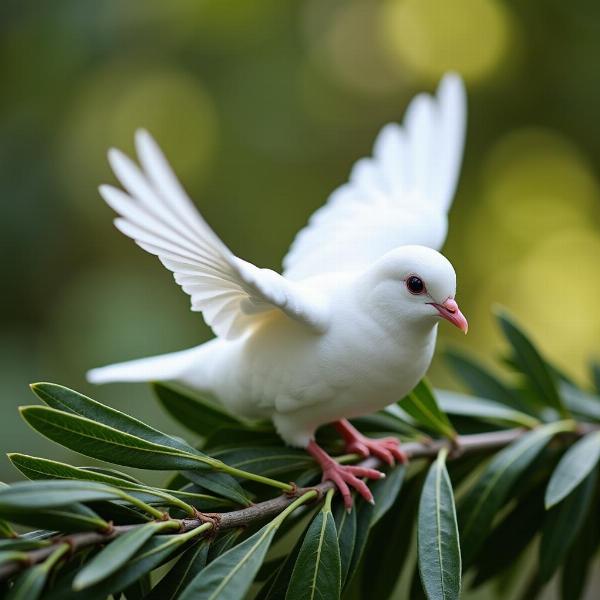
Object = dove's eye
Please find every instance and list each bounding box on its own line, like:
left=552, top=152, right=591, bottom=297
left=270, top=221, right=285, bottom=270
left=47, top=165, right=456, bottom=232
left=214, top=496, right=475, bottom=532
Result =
left=406, top=276, right=425, bottom=295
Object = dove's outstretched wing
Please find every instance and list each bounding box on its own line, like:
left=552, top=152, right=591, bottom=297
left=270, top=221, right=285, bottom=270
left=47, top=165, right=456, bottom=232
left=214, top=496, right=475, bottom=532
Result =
left=102, top=131, right=327, bottom=340
left=283, top=73, right=466, bottom=281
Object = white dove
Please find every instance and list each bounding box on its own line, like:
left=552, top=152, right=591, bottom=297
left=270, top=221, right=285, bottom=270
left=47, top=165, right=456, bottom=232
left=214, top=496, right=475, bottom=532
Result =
left=88, top=73, right=468, bottom=508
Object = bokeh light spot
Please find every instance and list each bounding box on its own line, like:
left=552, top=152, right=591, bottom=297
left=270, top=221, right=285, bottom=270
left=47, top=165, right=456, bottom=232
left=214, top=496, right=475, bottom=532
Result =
left=304, top=0, right=408, bottom=96
left=59, top=62, right=218, bottom=224
left=380, top=0, right=513, bottom=83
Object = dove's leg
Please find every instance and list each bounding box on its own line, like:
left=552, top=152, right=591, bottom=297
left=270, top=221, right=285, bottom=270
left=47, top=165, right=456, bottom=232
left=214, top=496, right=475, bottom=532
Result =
left=334, top=419, right=408, bottom=465
left=306, top=440, right=383, bottom=509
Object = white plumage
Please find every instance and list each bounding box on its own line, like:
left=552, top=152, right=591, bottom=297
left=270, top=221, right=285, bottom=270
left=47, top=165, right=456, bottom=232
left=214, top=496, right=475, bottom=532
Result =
left=88, top=74, right=468, bottom=506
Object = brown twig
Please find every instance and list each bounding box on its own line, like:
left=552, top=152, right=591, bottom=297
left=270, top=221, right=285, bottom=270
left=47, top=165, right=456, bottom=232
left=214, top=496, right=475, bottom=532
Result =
left=1, top=422, right=598, bottom=581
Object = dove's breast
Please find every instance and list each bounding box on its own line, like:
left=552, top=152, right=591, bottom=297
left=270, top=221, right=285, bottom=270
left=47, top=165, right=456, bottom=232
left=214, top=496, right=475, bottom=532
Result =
left=205, top=298, right=437, bottom=446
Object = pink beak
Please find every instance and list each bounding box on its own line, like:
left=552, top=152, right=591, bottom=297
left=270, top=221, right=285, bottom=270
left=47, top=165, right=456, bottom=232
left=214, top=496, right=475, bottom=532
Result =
left=430, top=298, right=468, bottom=334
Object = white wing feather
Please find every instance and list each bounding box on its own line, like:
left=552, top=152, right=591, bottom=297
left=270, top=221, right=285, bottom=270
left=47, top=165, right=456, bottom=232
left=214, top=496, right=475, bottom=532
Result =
left=102, top=130, right=327, bottom=340
left=283, top=73, right=466, bottom=281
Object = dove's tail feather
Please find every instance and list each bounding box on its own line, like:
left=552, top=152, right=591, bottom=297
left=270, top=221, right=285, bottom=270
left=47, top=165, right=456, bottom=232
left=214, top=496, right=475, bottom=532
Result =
left=87, top=342, right=216, bottom=388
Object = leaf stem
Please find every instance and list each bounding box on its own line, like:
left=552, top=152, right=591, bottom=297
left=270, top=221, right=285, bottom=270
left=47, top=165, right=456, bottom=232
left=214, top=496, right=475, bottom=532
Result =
left=208, top=462, right=294, bottom=492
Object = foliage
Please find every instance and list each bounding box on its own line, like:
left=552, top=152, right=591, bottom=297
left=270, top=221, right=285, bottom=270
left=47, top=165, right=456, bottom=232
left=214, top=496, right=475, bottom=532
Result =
left=1, top=310, right=600, bottom=600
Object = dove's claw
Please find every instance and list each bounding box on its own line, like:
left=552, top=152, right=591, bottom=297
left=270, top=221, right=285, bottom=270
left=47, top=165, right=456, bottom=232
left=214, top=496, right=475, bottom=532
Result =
left=334, top=419, right=408, bottom=465
left=306, top=440, right=381, bottom=509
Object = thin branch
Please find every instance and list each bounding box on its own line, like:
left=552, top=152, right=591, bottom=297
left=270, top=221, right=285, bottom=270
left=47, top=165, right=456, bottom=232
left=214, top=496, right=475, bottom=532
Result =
left=1, top=422, right=598, bottom=582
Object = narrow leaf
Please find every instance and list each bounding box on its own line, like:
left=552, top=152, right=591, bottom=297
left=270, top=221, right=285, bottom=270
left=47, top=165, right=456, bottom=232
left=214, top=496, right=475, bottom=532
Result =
left=45, top=527, right=210, bottom=600
left=341, top=463, right=406, bottom=588
left=370, top=464, right=406, bottom=526
left=30, top=383, right=197, bottom=454
left=539, top=469, right=597, bottom=582
left=445, top=350, right=528, bottom=412
left=333, top=499, right=356, bottom=589
left=210, top=447, right=314, bottom=477
left=179, top=522, right=279, bottom=600
left=418, top=449, right=461, bottom=600
left=8, top=453, right=221, bottom=513
left=20, top=405, right=214, bottom=471
left=179, top=493, right=314, bottom=600
left=255, top=535, right=305, bottom=600
left=559, top=382, right=600, bottom=421
left=591, top=362, right=600, bottom=393
left=545, top=430, right=600, bottom=508
left=153, top=383, right=240, bottom=436
left=286, top=490, right=341, bottom=600
left=459, top=420, right=574, bottom=565
left=146, top=541, right=210, bottom=600
left=181, top=471, right=251, bottom=507
left=6, top=543, right=69, bottom=600
left=436, top=390, right=539, bottom=428
left=207, top=528, right=244, bottom=561
left=399, top=380, right=456, bottom=439
left=560, top=487, right=600, bottom=600
left=471, top=485, right=545, bottom=587
left=74, top=521, right=177, bottom=589
left=0, top=480, right=122, bottom=509
left=495, top=310, right=567, bottom=416
left=362, top=471, right=424, bottom=600
left=0, top=503, right=108, bottom=533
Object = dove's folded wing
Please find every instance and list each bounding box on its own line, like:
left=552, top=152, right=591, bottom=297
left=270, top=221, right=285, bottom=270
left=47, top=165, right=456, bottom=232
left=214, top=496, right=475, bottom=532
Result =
left=283, top=73, right=466, bottom=281
left=101, top=131, right=328, bottom=340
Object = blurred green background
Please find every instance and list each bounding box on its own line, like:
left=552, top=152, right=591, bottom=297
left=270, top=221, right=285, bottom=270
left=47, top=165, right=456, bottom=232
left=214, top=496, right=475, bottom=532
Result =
left=2, top=0, right=600, bottom=489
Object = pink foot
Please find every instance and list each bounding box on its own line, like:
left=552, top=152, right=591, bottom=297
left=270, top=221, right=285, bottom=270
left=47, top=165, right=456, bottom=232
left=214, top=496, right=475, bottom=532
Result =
left=334, top=419, right=408, bottom=465
left=306, top=440, right=383, bottom=509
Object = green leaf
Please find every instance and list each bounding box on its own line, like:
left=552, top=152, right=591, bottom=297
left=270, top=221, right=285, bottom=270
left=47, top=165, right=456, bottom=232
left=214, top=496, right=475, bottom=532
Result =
left=179, top=523, right=279, bottom=600
left=286, top=490, right=341, bottom=600
left=6, top=543, right=69, bottom=600
left=399, top=380, right=456, bottom=439
left=255, top=536, right=304, bottom=600
left=20, top=405, right=216, bottom=471
left=458, top=420, right=574, bottom=565
left=153, top=383, right=240, bottom=437
left=30, top=383, right=198, bottom=454
left=560, top=487, right=600, bottom=600
left=445, top=350, right=528, bottom=412
left=436, top=390, right=540, bottom=429
left=0, top=503, right=108, bottom=533
left=471, top=485, right=545, bottom=587
left=559, top=383, right=600, bottom=421
left=352, top=409, right=425, bottom=439
left=539, top=468, right=597, bottom=582
left=332, top=499, right=356, bottom=589
left=545, top=430, right=600, bottom=508
left=362, top=471, right=424, bottom=600
left=46, top=526, right=211, bottom=600
left=418, top=449, right=461, bottom=600
left=0, top=540, right=50, bottom=555
left=203, top=426, right=281, bottom=451
left=0, top=550, right=28, bottom=566
left=74, top=521, right=178, bottom=590
left=8, top=453, right=220, bottom=515
left=592, top=362, right=600, bottom=393
left=0, top=519, right=16, bottom=538
left=181, top=471, right=251, bottom=507
left=495, top=310, right=567, bottom=416
left=25, top=387, right=292, bottom=495
left=178, top=492, right=315, bottom=600
left=0, top=480, right=123, bottom=509
left=210, top=447, right=314, bottom=477
left=207, top=528, right=244, bottom=562
left=340, top=464, right=406, bottom=589
left=370, top=464, right=406, bottom=526
left=146, top=541, right=210, bottom=600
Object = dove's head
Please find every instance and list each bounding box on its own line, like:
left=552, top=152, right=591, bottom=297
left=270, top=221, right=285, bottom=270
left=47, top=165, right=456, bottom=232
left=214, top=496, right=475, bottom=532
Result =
left=362, top=245, right=468, bottom=334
